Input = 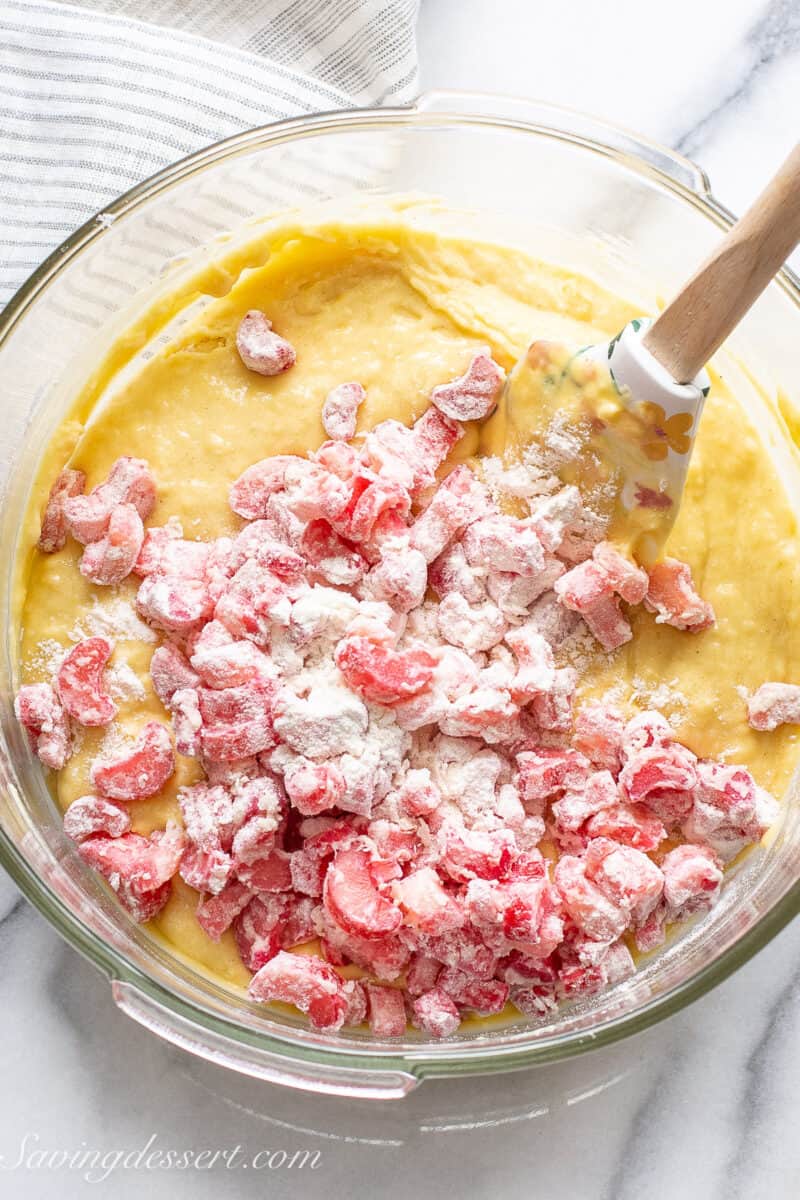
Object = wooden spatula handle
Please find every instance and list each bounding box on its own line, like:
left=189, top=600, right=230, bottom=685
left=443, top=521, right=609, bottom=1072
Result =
left=643, top=143, right=800, bottom=383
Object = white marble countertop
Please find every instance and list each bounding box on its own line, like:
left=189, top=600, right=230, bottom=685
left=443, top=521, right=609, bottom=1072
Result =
left=2, top=1, right=800, bottom=1196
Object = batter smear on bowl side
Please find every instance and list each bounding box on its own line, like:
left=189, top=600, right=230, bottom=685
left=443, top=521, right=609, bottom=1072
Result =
left=13, top=214, right=800, bottom=1036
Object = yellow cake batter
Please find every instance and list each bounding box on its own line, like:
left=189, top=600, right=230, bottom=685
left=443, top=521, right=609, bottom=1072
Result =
left=13, top=207, right=800, bottom=993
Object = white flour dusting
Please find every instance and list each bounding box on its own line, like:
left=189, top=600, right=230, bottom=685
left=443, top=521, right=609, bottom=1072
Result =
left=69, top=596, right=156, bottom=644
left=107, top=660, right=147, bottom=702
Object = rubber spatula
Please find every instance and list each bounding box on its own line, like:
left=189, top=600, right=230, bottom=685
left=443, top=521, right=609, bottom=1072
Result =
left=506, top=143, right=800, bottom=557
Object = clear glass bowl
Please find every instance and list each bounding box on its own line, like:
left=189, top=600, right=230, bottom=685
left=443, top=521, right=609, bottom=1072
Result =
left=2, top=93, right=799, bottom=1098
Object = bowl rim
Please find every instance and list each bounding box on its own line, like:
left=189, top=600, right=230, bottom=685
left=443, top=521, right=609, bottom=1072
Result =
left=3, top=94, right=800, bottom=1090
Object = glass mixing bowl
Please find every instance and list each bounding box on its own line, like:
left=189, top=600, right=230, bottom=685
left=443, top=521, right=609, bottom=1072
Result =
left=2, top=93, right=799, bottom=1098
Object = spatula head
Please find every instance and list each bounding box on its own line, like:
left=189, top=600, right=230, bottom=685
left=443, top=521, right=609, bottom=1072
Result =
left=503, top=320, right=709, bottom=561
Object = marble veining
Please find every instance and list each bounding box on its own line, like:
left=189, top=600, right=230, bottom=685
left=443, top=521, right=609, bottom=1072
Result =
left=2, top=1, right=799, bottom=1197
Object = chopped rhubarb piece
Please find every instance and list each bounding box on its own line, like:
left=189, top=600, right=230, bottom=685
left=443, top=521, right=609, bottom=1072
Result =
left=366, top=983, right=407, bottom=1037
left=747, top=682, right=800, bottom=731
left=150, top=643, right=200, bottom=707
left=178, top=780, right=237, bottom=853
left=235, top=847, right=293, bottom=893
left=619, top=737, right=697, bottom=803
left=515, top=747, right=591, bottom=810
left=553, top=856, right=629, bottom=942
left=463, top=515, right=545, bottom=577
left=392, top=867, right=463, bottom=934
left=197, top=679, right=277, bottom=761
left=90, top=720, right=174, bottom=800
left=582, top=595, right=633, bottom=652
left=592, top=542, right=648, bottom=604
left=229, top=807, right=279, bottom=867
left=530, top=667, right=577, bottom=733
left=321, top=916, right=411, bottom=981
left=179, top=844, right=233, bottom=895
left=79, top=503, right=144, bottom=586
left=234, top=895, right=288, bottom=970
left=410, top=407, right=464, bottom=488
left=412, top=987, right=460, bottom=1038
left=440, top=824, right=515, bottom=883
left=408, top=465, right=489, bottom=563
left=661, top=843, right=723, bottom=918
left=345, top=479, right=411, bottom=544
left=14, top=682, right=72, bottom=769
left=248, top=950, right=350, bottom=1031
left=289, top=846, right=328, bottom=897
left=78, top=822, right=184, bottom=922
left=440, top=687, right=520, bottom=743
left=682, top=760, right=776, bottom=860
left=556, top=542, right=644, bottom=609
left=56, top=636, right=116, bottom=727
left=171, top=687, right=202, bottom=757
left=438, top=968, right=509, bottom=1015
left=436, top=593, right=507, bottom=653
left=314, top=438, right=360, bottom=480
left=236, top=310, right=296, bottom=376
left=63, top=456, right=155, bottom=545
left=557, top=961, right=606, bottom=999
left=229, top=455, right=300, bottom=520
left=634, top=905, right=667, bottom=953
left=573, top=701, right=625, bottom=773
left=511, top=983, right=558, bottom=1017
left=282, top=460, right=350, bottom=525
left=645, top=558, right=715, bottom=631
left=621, top=710, right=672, bottom=756
left=365, top=546, right=428, bottom=613
left=300, top=518, right=366, bottom=587
left=429, top=349, right=505, bottom=421
left=692, top=761, right=762, bottom=828
left=229, top=523, right=305, bottom=580
left=281, top=895, right=317, bottom=948
left=642, top=787, right=694, bottom=826
left=505, top=623, right=556, bottom=702
left=466, top=876, right=563, bottom=957
left=368, top=820, right=422, bottom=866
left=412, top=923, right=497, bottom=981
left=335, top=637, right=435, bottom=705
left=324, top=842, right=403, bottom=938
left=38, top=467, right=86, bottom=553
left=190, top=636, right=273, bottom=690
left=196, top=879, right=253, bottom=940
left=322, top=381, right=366, bottom=441
left=342, top=979, right=368, bottom=1026
left=284, top=759, right=346, bottom=816
left=583, top=838, right=664, bottom=924
left=215, top=560, right=301, bottom=643
left=137, top=574, right=214, bottom=634
left=133, top=522, right=209, bottom=579
left=487, top=565, right=560, bottom=619
left=405, top=953, right=441, bottom=996
left=599, top=936, right=638, bottom=984
left=584, top=803, right=666, bottom=851
left=552, top=769, right=619, bottom=834
left=527, top=486, right=582, bottom=553
left=389, top=769, right=441, bottom=819
left=555, top=544, right=646, bottom=651
left=499, top=950, right=558, bottom=986
left=63, top=794, right=130, bottom=842
left=429, top=541, right=486, bottom=604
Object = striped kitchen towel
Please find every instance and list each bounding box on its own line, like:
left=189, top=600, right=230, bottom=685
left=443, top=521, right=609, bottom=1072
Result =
left=0, top=0, right=420, bottom=308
